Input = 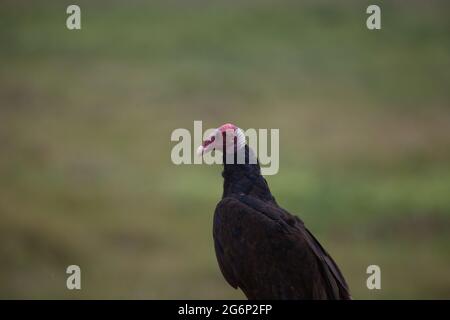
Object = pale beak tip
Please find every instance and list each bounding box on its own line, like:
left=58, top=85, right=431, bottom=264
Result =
left=196, top=145, right=204, bottom=157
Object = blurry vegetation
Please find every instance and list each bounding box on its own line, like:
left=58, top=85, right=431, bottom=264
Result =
left=0, top=0, right=449, bottom=299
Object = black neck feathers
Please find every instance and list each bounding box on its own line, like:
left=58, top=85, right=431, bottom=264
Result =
left=222, top=145, right=276, bottom=204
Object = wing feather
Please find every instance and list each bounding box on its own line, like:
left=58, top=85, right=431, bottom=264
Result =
left=213, top=196, right=350, bottom=299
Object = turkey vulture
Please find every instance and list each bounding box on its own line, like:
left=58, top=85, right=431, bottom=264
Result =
left=197, top=123, right=351, bottom=300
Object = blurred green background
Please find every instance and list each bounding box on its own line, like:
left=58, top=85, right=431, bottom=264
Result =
left=1, top=0, right=449, bottom=299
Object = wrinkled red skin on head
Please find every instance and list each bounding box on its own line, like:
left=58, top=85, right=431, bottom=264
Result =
left=201, top=123, right=238, bottom=148
left=218, top=123, right=237, bottom=133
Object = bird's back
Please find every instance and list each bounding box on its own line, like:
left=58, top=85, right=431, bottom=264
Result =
left=213, top=195, right=350, bottom=300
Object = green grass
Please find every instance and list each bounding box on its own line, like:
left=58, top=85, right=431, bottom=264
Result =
left=0, top=0, right=449, bottom=299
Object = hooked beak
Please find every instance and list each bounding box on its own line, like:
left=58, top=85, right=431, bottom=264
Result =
left=197, top=135, right=216, bottom=156
left=196, top=145, right=205, bottom=156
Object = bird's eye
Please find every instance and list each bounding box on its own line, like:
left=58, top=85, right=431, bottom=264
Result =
left=210, top=136, right=215, bottom=142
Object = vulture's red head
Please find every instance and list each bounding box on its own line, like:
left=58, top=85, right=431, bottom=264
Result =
left=197, top=123, right=246, bottom=156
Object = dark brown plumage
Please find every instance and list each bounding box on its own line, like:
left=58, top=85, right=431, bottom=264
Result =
left=212, top=144, right=351, bottom=300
